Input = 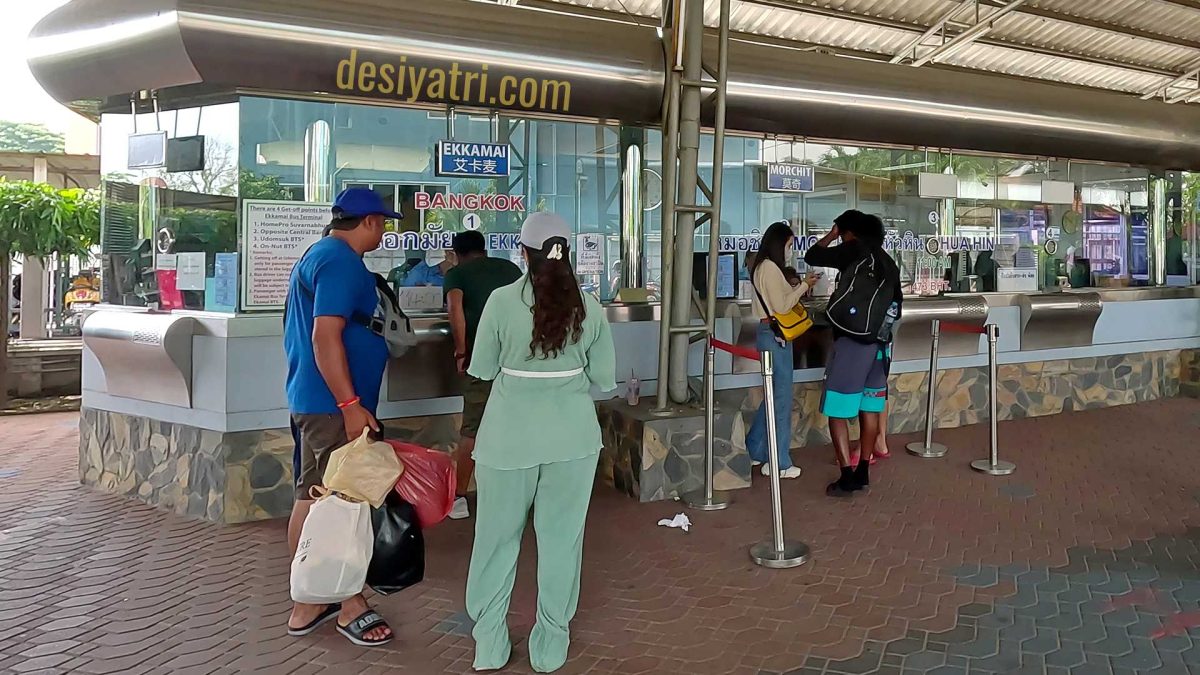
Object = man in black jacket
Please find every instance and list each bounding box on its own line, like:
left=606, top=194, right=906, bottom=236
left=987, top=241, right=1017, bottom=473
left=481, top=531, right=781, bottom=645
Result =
left=805, top=210, right=902, bottom=497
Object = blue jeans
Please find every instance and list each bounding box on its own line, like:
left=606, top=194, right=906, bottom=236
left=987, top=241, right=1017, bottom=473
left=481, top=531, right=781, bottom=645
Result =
left=745, top=322, right=795, bottom=470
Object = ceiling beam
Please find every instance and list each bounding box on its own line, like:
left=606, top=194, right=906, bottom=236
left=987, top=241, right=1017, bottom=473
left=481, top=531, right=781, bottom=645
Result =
left=1155, top=0, right=1200, bottom=10
left=889, top=0, right=975, bottom=65
left=912, top=0, right=1031, bottom=67
left=977, top=0, right=1200, bottom=52
left=1141, top=61, right=1200, bottom=99
left=743, top=0, right=1179, bottom=78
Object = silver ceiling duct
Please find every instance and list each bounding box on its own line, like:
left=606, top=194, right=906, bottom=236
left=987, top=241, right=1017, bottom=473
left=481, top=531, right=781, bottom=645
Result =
left=29, top=0, right=1200, bottom=166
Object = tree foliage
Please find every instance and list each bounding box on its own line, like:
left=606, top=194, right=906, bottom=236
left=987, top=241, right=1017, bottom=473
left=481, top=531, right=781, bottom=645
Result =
left=0, top=180, right=100, bottom=258
left=0, top=121, right=65, bottom=154
left=238, top=170, right=293, bottom=200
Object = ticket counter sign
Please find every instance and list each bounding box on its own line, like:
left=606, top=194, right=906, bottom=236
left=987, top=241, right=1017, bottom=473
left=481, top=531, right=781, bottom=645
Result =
left=765, top=163, right=814, bottom=193
left=436, top=141, right=510, bottom=178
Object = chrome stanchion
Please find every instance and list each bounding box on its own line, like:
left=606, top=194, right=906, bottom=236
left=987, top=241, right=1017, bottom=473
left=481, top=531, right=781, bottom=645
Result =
left=749, top=349, right=810, bottom=569
left=907, top=319, right=949, bottom=458
left=971, top=324, right=1015, bottom=476
left=683, top=337, right=732, bottom=511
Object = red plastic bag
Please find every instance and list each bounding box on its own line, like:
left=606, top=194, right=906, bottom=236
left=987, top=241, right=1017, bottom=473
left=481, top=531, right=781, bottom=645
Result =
left=388, top=440, right=457, bottom=529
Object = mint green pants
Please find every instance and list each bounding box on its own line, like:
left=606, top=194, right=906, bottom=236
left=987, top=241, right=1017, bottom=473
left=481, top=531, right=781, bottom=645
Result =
left=465, top=453, right=599, bottom=673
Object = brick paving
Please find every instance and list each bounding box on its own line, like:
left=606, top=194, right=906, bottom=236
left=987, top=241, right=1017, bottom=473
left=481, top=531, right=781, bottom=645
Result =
left=1, top=400, right=1200, bottom=674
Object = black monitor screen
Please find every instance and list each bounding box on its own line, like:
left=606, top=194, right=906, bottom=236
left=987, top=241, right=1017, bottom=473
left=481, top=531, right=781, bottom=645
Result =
left=692, top=252, right=738, bottom=300
left=166, top=135, right=206, bottom=173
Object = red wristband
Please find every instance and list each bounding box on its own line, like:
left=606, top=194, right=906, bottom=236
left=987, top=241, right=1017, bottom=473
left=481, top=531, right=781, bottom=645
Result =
left=336, top=396, right=361, bottom=410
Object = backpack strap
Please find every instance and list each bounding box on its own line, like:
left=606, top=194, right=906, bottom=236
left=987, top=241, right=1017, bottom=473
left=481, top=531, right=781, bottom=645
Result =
left=282, top=243, right=319, bottom=325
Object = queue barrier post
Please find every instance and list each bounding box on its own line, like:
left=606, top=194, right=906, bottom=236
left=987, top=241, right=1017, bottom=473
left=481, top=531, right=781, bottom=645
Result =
left=682, top=337, right=733, bottom=511
left=749, top=349, right=810, bottom=569
left=970, top=324, right=1016, bottom=476
left=906, top=319, right=949, bottom=459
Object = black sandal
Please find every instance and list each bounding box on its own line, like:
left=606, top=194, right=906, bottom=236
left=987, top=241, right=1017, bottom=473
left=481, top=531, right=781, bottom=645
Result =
left=287, top=603, right=340, bottom=637
left=336, top=609, right=393, bottom=647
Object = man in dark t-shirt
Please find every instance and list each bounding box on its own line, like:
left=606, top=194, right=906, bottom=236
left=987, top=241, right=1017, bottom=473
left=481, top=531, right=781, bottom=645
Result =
left=444, top=230, right=522, bottom=518
left=805, top=210, right=902, bottom=497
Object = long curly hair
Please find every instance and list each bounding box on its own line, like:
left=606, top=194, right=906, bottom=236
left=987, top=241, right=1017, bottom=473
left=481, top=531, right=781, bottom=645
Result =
left=525, top=237, right=585, bottom=359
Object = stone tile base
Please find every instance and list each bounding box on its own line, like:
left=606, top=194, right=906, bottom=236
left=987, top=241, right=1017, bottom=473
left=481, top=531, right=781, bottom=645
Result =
left=80, top=349, right=1199, bottom=515
left=734, top=348, right=1191, bottom=452
left=79, top=408, right=293, bottom=524
left=78, top=409, right=466, bottom=524
left=597, top=400, right=751, bottom=502
left=1181, top=349, right=1200, bottom=399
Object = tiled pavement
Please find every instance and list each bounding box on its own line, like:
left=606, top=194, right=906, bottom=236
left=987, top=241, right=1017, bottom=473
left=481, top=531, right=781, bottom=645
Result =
left=1, top=400, right=1200, bottom=674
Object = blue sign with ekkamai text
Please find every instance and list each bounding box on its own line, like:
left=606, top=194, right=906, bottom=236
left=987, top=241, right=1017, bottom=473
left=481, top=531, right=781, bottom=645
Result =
left=436, top=141, right=510, bottom=178
left=765, top=163, right=814, bottom=192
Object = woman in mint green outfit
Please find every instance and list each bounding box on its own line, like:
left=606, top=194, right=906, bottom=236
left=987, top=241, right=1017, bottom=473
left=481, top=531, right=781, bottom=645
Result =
left=465, top=212, right=617, bottom=673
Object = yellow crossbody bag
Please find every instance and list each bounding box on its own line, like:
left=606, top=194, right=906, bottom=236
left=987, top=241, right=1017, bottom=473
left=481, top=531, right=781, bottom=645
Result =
left=752, top=276, right=813, bottom=342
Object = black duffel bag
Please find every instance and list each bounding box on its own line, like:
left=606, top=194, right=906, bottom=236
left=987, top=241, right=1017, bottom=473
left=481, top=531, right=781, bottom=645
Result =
left=367, top=491, right=425, bottom=595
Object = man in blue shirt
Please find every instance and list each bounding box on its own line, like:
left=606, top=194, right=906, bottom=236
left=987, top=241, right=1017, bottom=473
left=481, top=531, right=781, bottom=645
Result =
left=283, top=188, right=396, bottom=647
left=402, top=248, right=456, bottom=287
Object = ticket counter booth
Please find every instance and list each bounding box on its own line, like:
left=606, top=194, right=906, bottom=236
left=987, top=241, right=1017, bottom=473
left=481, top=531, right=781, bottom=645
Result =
left=31, top=0, right=1200, bottom=521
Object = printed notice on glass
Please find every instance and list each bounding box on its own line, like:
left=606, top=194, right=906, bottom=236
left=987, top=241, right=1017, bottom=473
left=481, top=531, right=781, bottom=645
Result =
left=176, top=252, right=207, bottom=291
left=575, top=233, right=604, bottom=275
left=241, top=200, right=330, bottom=310
left=997, top=267, right=1038, bottom=292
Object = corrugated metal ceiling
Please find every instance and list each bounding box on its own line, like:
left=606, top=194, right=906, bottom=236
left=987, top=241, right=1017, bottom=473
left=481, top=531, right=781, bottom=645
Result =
left=531, top=0, right=1200, bottom=103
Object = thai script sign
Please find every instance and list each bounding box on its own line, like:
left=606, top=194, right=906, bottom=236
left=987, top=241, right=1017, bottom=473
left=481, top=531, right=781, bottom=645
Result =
left=717, top=231, right=994, bottom=255
left=435, top=141, right=510, bottom=177
left=381, top=231, right=527, bottom=252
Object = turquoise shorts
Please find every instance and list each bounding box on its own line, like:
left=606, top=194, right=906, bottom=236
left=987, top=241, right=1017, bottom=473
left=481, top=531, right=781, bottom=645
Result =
left=820, top=338, right=890, bottom=419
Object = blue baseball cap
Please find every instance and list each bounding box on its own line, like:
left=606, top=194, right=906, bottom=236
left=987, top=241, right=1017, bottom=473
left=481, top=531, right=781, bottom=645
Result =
left=332, top=188, right=403, bottom=220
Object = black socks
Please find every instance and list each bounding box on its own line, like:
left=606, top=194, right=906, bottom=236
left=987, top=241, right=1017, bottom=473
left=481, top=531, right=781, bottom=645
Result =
left=854, top=459, right=870, bottom=489
left=827, top=461, right=871, bottom=498
left=826, top=467, right=858, bottom=497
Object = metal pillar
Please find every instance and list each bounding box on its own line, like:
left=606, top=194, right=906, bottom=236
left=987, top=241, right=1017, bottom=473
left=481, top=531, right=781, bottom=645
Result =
left=682, top=337, right=732, bottom=510
left=907, top=319, right=949, bottom=458
left=970, top=324, right=1015, bottom=476
left=655, top=0, right=732, bottom=410
left=619, top=127, right=645, bottom=290
left=749, top=350, right=811, bottom=569
left=1150, top=175, right=1168, bottom=287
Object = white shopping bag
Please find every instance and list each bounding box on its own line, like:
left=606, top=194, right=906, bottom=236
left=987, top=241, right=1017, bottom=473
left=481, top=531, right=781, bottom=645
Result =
left=290, top=494, right=373, bottom=604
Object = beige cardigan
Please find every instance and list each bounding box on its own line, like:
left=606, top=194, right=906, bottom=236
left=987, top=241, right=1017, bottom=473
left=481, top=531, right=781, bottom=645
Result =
left=751, top=261, right=810, bottom=320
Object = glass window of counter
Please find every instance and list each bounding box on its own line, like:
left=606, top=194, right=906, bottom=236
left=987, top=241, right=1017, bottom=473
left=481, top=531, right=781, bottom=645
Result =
left=239, top=96, right=623, bottom=308
left=1034, top=161, right=1151, bottom=290
left=98, top=102, right=240, bottom=311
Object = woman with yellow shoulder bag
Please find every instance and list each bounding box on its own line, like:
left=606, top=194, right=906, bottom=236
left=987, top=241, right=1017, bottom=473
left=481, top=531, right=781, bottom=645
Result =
left=748, top=221, right=818, bottom=479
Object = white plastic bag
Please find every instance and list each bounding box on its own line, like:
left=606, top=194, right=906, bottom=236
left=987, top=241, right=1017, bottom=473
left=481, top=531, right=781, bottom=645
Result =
left=323, top=429, right=404, bottom=508
left=290, top=494, right=373, bottom=604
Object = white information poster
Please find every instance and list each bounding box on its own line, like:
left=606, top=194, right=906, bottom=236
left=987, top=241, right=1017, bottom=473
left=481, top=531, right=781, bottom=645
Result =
left=241, top=200, right=330, bottom=309
left=575, top=233, right=604, bottom=275
left=155, top=253, right=177, bottom=271
left=997, top=267, right=1039, bottom=292
left=396, top=286, right=444, bottom=312
left=176, top=252, right=207, bottom=291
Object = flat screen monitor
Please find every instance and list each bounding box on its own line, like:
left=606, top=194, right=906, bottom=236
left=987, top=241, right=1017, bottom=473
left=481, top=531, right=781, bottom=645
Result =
left=692, top=252, right=738, bottom=300
left=166, top=135, right=206, bottom=173
left=127, top=132, right=167, bottom=170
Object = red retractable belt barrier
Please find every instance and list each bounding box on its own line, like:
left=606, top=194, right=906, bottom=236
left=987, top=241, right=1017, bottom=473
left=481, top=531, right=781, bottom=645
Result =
left=940, top=321, right=987, bottom=335
left=709, top=337, right=761, bottom=361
